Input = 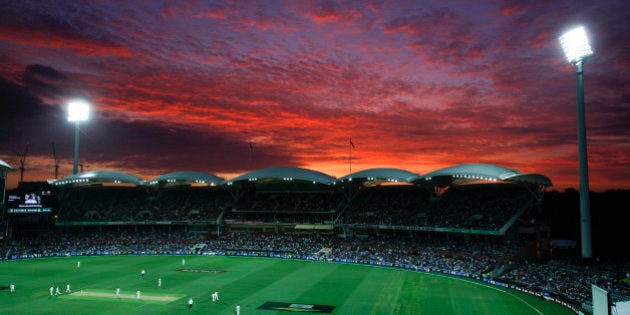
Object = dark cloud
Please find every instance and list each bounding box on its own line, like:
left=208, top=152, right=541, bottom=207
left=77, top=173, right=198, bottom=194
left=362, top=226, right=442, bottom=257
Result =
left=0, top=77, right=58, bottom=134
left=0, top=78, right=46, bottom=119
left=0, top=76, right=64, bottom=174
left=24, top=64, right=67, bottom=81
left=21, top=64, right=68, bottom=99
left=79, top=117, right=297, bottom=174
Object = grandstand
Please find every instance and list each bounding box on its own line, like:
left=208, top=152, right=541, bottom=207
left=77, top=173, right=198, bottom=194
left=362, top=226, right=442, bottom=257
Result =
left=2, top=161, right=630, bottom=314
left=35, top=164, right=552, bottom=240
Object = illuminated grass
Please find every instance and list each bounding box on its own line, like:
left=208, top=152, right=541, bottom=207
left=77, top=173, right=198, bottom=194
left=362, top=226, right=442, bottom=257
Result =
left=0, top=255, right=574, bottom=315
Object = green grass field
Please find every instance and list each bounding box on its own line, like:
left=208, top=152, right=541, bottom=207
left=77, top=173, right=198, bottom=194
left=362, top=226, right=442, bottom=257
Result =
left=0, top=255, right=575, bottom=315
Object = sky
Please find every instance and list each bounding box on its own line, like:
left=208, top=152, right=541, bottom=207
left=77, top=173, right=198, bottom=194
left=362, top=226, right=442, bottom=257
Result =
left=0, top=0, right=628, bottom=192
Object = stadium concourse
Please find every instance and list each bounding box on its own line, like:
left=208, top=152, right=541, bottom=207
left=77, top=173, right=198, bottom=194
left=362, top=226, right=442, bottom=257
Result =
left=2, top=162, right=630, bottom=314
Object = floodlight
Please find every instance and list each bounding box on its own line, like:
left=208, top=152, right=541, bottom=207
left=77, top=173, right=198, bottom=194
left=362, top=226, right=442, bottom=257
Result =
left=68, top=100, right=91, bottom=174
left=559, top=26, right=593, bottom=63
left=68, top=100, right=90, bottom=122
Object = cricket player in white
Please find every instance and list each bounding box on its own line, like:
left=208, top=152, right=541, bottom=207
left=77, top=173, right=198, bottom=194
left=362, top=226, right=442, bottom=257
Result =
left=211, top=291, right=219, bottom=302
left=49, top=286, right=54, bottom=296
left=236, top=305, right=240, bottom=315
left=66, top=284, right=71, bottom=293
left=136, top=290, right=141, bottom=299
left=158, top=278, right=162, bottom=288
left=182, top=258, right=186, bottom=266
left=55, top=286, right=61, bottom=295
left=116, top=288, right=120, bottom=297
left=10, top=283, right=15, bottom=293
left=77, top=261, right=81, bottom=268
left=188, top=297, right=193, bottom=308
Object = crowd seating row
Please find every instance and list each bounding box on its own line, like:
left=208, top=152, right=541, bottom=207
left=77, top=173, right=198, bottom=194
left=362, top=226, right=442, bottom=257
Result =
left=55, top=185, right=532, bottom=231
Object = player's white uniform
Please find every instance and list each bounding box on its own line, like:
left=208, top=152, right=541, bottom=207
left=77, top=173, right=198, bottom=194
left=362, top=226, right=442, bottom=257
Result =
left=55, top=287, right=61, bottom=295
left=116, top=288, right=120, bottom=297
left=77, top=261, right=81, bottom=268
left=136, top=290, right=141, bottom=299
left=188, top=297, right=193, bottom=308
left=158, top=278, right=162, bottom=288
left=182, top=259, right=186, bottom=265
left=141, top=269, right=145, bottom=277
left=236, top=305, right=240, bottom=315
left=50, top=286, right=54, bottom=296
left=212, top=291, right=219, bottom=302
left=10, top=284, right=15, bottom=292
left=66, top=284, right=71, bottom=293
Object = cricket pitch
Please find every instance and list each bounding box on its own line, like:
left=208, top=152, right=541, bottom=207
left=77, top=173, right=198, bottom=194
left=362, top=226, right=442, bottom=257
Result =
left=70, top=290, right=181, bottom=302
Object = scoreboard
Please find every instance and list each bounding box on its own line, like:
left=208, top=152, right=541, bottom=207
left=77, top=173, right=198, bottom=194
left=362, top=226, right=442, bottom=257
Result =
left=6, top=189, right=55, bottom=214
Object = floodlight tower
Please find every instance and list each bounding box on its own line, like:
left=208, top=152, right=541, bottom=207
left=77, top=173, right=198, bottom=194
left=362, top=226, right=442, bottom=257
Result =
left=559, top=26, right=594, bottom=259
left=67, top=100, right=90, bottom=175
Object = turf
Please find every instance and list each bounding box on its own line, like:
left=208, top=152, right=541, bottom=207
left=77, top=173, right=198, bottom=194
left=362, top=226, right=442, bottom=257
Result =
left=0, top=255, right=575, bottom=315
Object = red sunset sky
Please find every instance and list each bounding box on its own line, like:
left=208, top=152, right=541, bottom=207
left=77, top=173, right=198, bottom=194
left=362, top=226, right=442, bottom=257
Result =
left=0, top=0, right=628, bottom=191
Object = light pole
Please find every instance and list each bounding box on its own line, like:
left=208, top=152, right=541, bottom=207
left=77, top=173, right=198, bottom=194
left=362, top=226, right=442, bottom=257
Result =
left=559, top=26, right=594, bottom=259
left=67, top=100, right=90, bottom=175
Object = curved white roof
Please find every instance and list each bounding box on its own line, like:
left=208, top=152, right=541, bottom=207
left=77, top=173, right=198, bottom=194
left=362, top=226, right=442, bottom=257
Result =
left=226, top=166, right=336, bottom=185
left=144, top=171, right=224, bottom=186
left=0, top=160, right=14, bottom=172
left=339, top=168, right=421, bottom=183
left=422, top=163, right=552, bottom=186
left=53, top=170, right=143, bottom=186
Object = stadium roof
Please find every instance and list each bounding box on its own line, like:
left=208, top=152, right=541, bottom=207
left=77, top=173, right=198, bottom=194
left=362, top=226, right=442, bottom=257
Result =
left=420, top=163, right=552, bottom=187
left=144, top=171, right=224, bottom=186
left=53, top=170, right=143, bottom=186
left=0, top=159, right=14, bottom=172
left=45, top=163, right=551, bottom=189
left=225, top=166, right=336, bottom=185
left=338, top=168, right=422, bottom=184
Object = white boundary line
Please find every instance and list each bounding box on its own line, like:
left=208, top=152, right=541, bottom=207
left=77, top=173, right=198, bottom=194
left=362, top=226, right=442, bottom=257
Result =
left=326, top=260, right=550, bottom=314
left=429, top=273, right=545, bottom=315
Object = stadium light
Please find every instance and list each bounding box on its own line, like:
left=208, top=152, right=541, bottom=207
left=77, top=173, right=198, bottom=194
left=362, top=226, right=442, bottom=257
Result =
left=68, top=100, right=90, bottom=175
left=559, top=26, right=593, bottom=259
